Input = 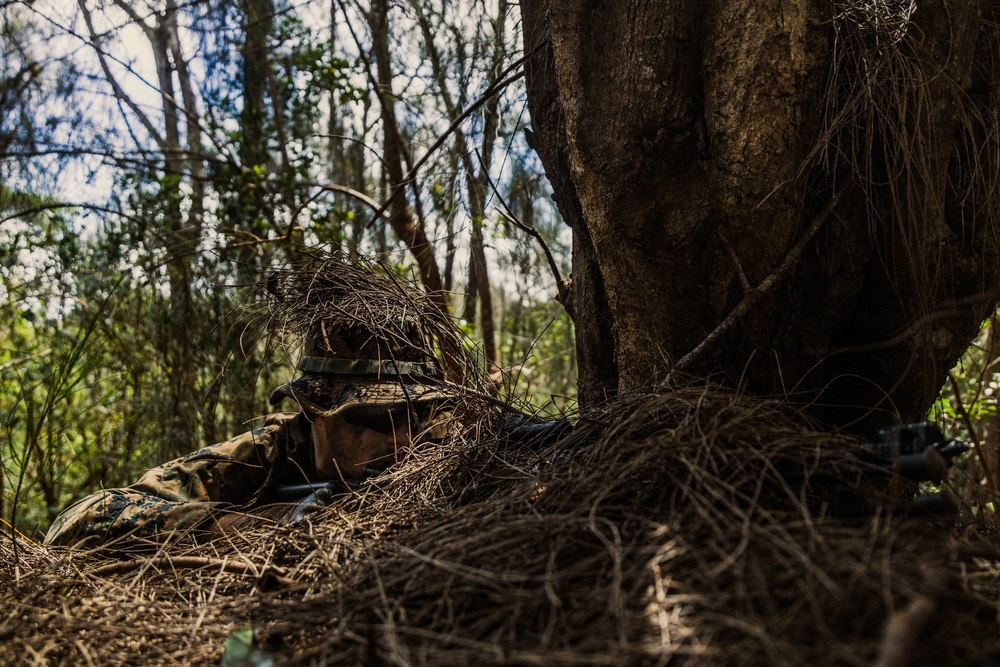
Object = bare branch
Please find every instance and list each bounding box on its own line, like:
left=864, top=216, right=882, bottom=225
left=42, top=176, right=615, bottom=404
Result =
left=301, top=181, right=392, bottom=223
left=669, top=187, right=846, bottom=379
left=76, top=0, right=165, bottom=149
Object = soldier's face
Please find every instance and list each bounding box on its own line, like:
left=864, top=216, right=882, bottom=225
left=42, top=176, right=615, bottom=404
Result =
left=311, top=405, right=413, bottom=481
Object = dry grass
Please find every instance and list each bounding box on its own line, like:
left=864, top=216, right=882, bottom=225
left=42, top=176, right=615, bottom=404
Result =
left=4, top=383, right=1000, bottom=666
left=258, top=250, right=488, bottom=390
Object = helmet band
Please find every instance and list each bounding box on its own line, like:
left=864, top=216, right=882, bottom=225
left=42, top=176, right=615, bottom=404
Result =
left=296, top=356, right=439, bottom=378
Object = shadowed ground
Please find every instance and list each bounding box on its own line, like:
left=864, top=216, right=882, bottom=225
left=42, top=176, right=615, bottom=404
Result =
left=3, top=383, right=1000, bottom=666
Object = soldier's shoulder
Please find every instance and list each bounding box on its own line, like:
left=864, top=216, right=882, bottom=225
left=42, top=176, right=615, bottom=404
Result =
left=261, top=411, right=302, bottom=429
left=193, top=412, right=302, bottom=457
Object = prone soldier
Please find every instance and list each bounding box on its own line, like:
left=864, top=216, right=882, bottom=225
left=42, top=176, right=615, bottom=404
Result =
left=44, top=274, right=458, bottom=547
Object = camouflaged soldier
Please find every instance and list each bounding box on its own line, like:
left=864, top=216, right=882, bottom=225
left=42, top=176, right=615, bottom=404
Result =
left=44, top=320, right=455, bottom=548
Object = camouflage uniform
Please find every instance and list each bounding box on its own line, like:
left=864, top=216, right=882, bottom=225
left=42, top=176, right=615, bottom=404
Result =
left=44, top=412, right=317, bottom=548
left=44, top=381, right=456, bottom=548
left=45, top=308, right=455, bottom=549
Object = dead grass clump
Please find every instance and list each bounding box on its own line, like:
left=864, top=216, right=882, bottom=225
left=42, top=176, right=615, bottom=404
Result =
left=258, top=384, right=998, bottom=666
left=260, top=250, right=486, bottom=389
left=0, top=525, right=51, bottom=594
left=4, top=384, right=1000, bottom=665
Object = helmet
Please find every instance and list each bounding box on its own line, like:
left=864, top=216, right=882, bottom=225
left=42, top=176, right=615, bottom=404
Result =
left=268, top=320, right=445, bottom=417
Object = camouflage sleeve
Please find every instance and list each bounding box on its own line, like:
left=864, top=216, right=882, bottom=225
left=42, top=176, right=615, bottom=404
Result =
left=44, top=413, right=301, bottom=547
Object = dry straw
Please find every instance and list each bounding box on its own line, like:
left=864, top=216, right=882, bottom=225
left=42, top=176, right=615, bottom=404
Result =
left=259, top=250, right=489, bottom=393
left=3, top=380, right=1000, bottom=665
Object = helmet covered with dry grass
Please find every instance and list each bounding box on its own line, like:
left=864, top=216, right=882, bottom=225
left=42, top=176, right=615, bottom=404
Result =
left=268, top=319, right=447, bottom=416
left=262, top=251, right=476, bottom=418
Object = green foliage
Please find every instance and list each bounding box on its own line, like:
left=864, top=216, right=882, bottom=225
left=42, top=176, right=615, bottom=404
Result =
left=0, top=195, right=154, bottom=535
left=2, top=280, right=116, bottom=533
left=931, top=316, right=1000, bottom=512
left=931, top=320, right=996, bottom=441
left=220, top=626, right=287, bottom=667
left=0, top=189, right=284, bottom=537
left=499, top=299, right=577, bottom=416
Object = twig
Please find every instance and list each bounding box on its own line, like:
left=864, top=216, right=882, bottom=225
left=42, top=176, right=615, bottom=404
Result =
left=718, top=233, right=751, bottom=292
left=0, top=349, right=53, bottom=375
left=336, top=0, right=538, bottom=230
left=497, top=212, right=572, bottom=316
left=301, top=181, right=391, bottom=223
left=809, top=292, right=998, bottom=356
left=475, top=150, right=571, bottom=315
left=74, top=0, right=165, bottom=150
left=88, top=555, right=295, bottom=587
left=361, top=67, right=526, bottom=228
left=668, top=187, right=845, bottom=379
left=392, top=33, right=535, bottom=192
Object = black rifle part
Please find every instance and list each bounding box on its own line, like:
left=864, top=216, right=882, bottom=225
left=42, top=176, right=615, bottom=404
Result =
left=269, top=480, right=357, bottom=503
left=497, top=414, right=575, bottom=448
left=279, top=479, right=364, bottom=524
left=270, top=415, right=575, bottom=505
left=776, top=422, right=968, bottom=517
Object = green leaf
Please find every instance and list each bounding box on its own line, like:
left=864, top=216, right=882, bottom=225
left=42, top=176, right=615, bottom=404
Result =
left=220, top=626, right=281, bottom=667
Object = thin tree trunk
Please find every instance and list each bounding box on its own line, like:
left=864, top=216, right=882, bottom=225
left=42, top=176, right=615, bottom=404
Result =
left=370, top=0, right=448, bottom=317
left=413, top=0, right=504, bottom=372
left=151, top=7, right=199, bottom=457
left=164, top=0, right=204, bottom=230
left=238, top=0, right=274, bottom=247
left=0, top=455, right=5, bottom=529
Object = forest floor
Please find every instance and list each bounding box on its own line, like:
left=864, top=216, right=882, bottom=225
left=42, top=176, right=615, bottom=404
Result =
left=3, top=383, right=1000, bottom=666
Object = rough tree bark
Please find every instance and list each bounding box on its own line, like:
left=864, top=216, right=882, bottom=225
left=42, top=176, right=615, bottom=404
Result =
left=523, top=0, right=1000, bottom=432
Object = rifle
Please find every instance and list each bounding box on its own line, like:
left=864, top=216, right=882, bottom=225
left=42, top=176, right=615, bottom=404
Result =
left=269, top=414, right=575, bottom=520
left=271, top=418, right=967, bottom=520
left=776, top=422, right=969, bottom=517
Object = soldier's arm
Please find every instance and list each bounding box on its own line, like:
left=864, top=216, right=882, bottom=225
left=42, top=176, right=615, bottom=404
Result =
left=44, top=414, right=300, bottom=547
left=42, top=490, right=224, bottom=548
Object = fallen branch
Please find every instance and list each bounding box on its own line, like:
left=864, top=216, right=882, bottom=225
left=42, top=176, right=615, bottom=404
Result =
left=874, top=568, right=950, bottom=667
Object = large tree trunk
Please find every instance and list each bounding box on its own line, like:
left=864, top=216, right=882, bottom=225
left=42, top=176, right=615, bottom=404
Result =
left=523, top=0, right=1000, bottom=432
